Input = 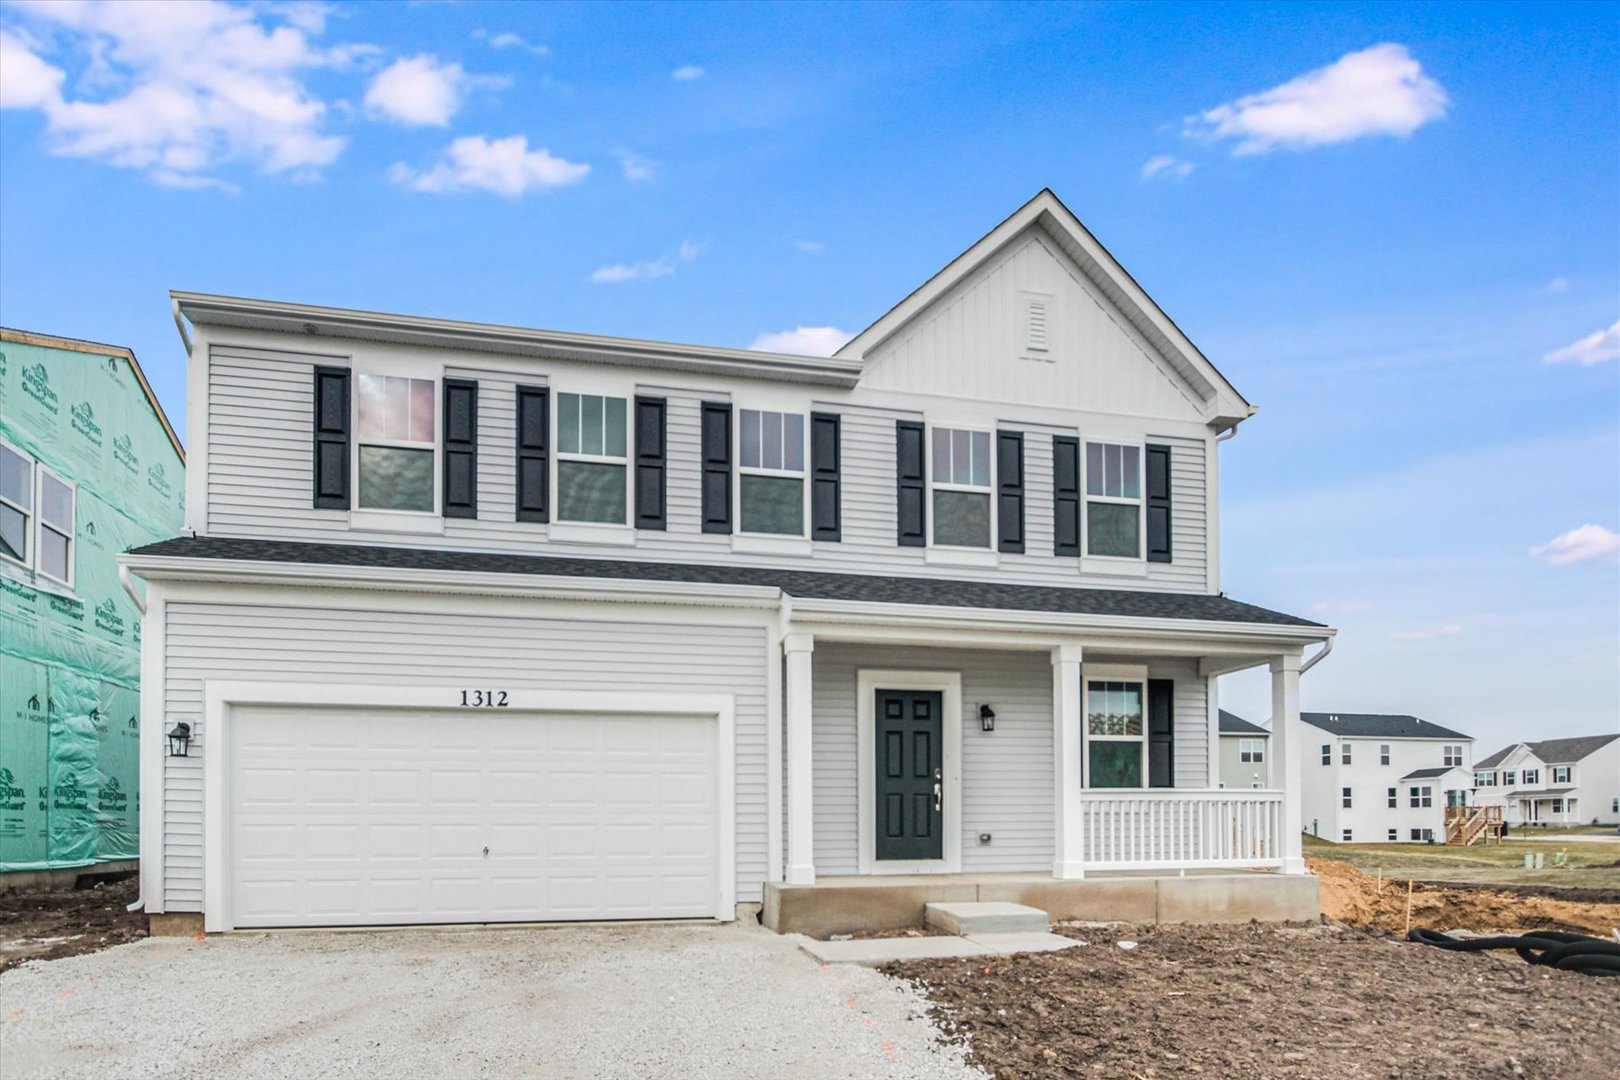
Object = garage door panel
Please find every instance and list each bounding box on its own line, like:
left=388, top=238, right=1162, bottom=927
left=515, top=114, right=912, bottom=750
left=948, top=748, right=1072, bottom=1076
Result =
left=230, top=708, right=719, bottom=927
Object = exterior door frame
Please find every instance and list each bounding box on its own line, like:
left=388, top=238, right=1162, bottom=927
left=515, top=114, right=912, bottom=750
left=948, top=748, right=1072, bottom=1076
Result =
left=856, top=669, right=962, bottom=875
left=203, top=680, right=736, bottom=932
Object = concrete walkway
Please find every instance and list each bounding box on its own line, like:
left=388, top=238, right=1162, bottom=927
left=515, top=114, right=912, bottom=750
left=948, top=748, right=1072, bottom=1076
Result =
left=800, top=931, right=1081, bottom=965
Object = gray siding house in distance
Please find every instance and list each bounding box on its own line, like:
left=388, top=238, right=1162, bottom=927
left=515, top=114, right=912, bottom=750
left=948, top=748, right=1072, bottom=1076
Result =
left=1218, top=710, right=1271, bottom=790
left=124, top=190, right=1333, bottom=935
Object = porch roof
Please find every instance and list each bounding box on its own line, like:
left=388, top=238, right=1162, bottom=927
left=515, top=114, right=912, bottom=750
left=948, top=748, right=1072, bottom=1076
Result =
left=127, top=535, right=1323, bottom=628
left=1507, top=788, right=1576, bottom=799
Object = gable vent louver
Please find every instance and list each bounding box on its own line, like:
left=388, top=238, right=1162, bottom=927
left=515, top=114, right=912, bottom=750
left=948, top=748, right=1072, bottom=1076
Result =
left=1025, top=297, right=1049, bottom=353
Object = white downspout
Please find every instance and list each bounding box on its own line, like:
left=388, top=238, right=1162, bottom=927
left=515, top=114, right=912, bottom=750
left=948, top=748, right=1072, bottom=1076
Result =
left=1300, top=636, right=1333, bottom=675
left=119, top=563, right=147, bottom=912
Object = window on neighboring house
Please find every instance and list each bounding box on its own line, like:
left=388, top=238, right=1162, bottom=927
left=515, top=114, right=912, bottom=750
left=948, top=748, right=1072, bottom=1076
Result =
left=356, top=374, right=436, bottom=513
left=1411, top=828, right=1433, bottom=842
left=1342, top=745, right=1353, bottom=766
left=1388, top=828, right=1398, bottom=841
left=738, top=409, right=805, bottom=536
left=1321, top=745, right=1332, bottom=766
left=1239, top=739, right=1265, bottom=764
left=1502, top=770, right=1515, bottom=787
left=930, top=426, right=992, bottom=548
left=1522, top=768, right=1540, bottom=786
left=1342, top=829, right=1353, bottom=842
left=1380, top=744, right=1391, bottom=766
left=1083, top=441, right=1141, bottom=558
left=1341, top=787, right=1353, bottom=809
left=1552, top=766, right=1570, bottom=785
left=1387, top=787, right=1398, bottom=808
left=1443, top=745, right=1463, bottom=767
left=0, top=441, right=32, bottom=567
left=556, top=392, right=628, bottom=524
left=1476, top=771, right=1496, bottom=788
left=1251, top=780, right=1264, bottom=790
left=36, top=467, right=74, bottom=586
left=1085, top=680, right=1144, bottom=788
left=1410, top=786, right=1433, bottom=808
left=1550, top=798, right=1564, bottom=814
left=1612, top=797, right=1618, bottom=814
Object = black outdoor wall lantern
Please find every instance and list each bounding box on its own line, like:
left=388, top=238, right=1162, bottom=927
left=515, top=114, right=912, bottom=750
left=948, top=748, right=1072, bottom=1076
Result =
left=167, top=721, right=192, bottom=758
left=979, top=704, right=996, bottom=732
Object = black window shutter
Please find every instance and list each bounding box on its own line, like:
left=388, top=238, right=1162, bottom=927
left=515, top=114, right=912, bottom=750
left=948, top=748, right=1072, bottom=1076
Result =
left=896, top=420, right=926, bottom=547
left=810, top=412, right=841, bottom=541
left=997, top=430, right=1024, bottom=554
left=312, top=366, right=349, bottom=510
left=441, top=379, right=478, bottom=519
left=701, top=402, right=732, bottom=534
left=516, top=385, right=549, bottom=523
left=634, top=396, right=667, bottom=530
left=1148, top=678, right=1175, bottom=788
left=1052, top=435, right=1080, bottom=556
left=1146, top=443, right=1172, bottom=563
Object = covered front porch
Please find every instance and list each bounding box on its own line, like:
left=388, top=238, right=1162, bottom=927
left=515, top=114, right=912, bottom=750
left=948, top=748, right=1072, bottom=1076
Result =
left=764, top=606, right=1328, bottom=934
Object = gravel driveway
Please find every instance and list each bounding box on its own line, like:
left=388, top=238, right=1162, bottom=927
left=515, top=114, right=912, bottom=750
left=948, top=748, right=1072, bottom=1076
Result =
left=0, top=921, right=982, bottom=1080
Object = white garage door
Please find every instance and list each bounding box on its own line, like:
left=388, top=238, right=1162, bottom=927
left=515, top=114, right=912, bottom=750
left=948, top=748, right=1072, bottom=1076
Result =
left=228, top=706, right=719, bottom=928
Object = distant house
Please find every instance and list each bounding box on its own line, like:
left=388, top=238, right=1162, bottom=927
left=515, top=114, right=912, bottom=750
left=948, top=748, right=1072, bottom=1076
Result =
left=1297, top=712, right=1473, bottom=844
left=1472, top=735, right=1620, bottom=827
left=0, top=327, right=185, bottom=878
left=1217, top=709, right=1271, bottom=789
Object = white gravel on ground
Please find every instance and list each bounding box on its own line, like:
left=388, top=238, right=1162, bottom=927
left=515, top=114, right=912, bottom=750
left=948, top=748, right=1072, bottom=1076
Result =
left=0, top=919, right=984, bottom=1080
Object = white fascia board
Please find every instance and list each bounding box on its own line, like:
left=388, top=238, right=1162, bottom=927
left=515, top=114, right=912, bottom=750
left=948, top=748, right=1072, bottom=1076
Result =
left=119, top=553, right=784, bottom=610
left=172, top=291, right=861, bottom=388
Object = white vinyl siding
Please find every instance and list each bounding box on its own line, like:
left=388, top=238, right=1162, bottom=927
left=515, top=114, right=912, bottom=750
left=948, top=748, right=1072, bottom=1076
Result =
left=160, top=600, right=768, bottom=911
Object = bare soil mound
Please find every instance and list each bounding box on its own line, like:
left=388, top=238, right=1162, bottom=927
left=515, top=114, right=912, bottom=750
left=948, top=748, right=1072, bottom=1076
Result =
left=0, top=876, right=147, bottom=972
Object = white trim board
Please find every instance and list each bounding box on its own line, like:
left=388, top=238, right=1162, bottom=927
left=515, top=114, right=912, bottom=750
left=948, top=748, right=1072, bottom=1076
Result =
left=201, top=681, right=736, bottom=932
left=855, top=669, right=963, bottom=875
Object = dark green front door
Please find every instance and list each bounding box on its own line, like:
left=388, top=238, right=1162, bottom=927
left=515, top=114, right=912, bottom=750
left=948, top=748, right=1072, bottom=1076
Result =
left=874, top=689, right=943, bottom=861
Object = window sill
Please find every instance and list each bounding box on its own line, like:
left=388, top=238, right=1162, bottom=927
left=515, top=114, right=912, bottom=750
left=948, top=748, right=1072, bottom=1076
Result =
left=926, top=548, right=999, bottom=568
left=732, top=534, right=812, bottom=557
left=1079, top=557, right=1149, bottom=578
left=1, top=561, right=78, bottom=601
left=550, top=521, right=636, bottom=546
left=350, top=510, right=445, bottom=535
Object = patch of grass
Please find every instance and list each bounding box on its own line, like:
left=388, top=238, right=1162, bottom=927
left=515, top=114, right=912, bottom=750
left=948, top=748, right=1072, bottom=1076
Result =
left=1303, top=833, right=1620, bottom=889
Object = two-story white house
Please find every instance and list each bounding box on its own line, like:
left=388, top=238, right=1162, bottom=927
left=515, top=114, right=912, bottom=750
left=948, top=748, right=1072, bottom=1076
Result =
left=1473, top=735, right=1620, bottom=828
left=122, top=190, right=1334, bottom=937
left=1298, top=713, right=1472, bottom=844
left=1218, top=709, right=1271, bottom=790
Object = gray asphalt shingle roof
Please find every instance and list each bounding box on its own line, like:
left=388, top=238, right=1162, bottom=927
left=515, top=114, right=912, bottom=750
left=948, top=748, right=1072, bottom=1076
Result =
left=1299, top=712, right=1470, bottom=741
left=125, top=536, right=1324, bottom=627
left=1218, top=710, right=1269, bottom=736
left=1474, top=734, right=1618, bottom=770
left=1474, top=745, right=1518, bottom=770
left=1401, top=766, right=1459, bottom=780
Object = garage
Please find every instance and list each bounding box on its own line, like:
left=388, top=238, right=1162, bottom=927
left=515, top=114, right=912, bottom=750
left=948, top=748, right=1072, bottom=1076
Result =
left=225, top=703, right=723, bottom=929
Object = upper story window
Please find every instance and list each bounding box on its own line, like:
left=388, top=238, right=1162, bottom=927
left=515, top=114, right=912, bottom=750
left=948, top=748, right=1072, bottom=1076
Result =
left=1476, top=771, right=1496, bottom=788
left=1380, top=744, right=1391, bottom=766
left=556, top=392, right=628, bottom=525
left=0, top=440, right=72, bottom=585
left=1502, top=770, right=1515, bottom=786
left=1084, top=442, right=1141, bottom=558
left=1409, top=785, right=1432, bottom=808
left=1239, top=739, right=1264, bottom=763
left=1321, top=744, right=1331, bottom=766
left=1085, top=680, right=1143, bottom=788
left=1341, top=744, right=1352, bottom=766
left=1, top=442, right=31, bottom=568
left=1521, top=768, right=1540, bottom=786
left=37, top=469, right=74, bottom=586
left=356, top=374, right=436, bottom=513
left=931, top=426, right=992, bottom=549
left=738, top=408, right=805, bottom=536
left=1552, top=765, right=1570, bottom=784
left=1443, top=745, right=1463, bottom=767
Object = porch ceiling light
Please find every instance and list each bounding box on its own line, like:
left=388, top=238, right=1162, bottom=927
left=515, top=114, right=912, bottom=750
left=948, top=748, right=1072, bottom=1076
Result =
left=167, top=721, right=192, bottom=758
left=979, top=704, right=996, bottom=732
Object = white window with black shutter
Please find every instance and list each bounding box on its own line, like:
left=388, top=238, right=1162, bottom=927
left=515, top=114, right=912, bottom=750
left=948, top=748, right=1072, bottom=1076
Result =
left=1082, top=664, right=1152, bottom=789
left=351, top=366, right=442, bottom=531
left=553, top=390, right=631, bottom=538
left=1083, top=440, right=1141, bottom=561
left=736, top=407, right=807, bottom=539
left=927, top=424, right=995, bottom=561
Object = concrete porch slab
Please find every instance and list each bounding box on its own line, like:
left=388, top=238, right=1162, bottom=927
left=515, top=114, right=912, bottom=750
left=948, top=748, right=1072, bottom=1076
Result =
left=925, top=901, right=1049, bottom=935
left=797, top=935, right=990, bottom=965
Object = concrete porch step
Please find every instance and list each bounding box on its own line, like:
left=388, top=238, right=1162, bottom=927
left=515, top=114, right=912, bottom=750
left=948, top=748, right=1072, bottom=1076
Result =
left=925, top=901, right=1049, bottom=935
left=798, top=931, right=1080, bottom=966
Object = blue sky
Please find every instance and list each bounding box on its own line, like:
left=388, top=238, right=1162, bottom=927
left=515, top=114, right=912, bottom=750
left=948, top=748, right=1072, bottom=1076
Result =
left=1, top=1, right=1615, bottom=749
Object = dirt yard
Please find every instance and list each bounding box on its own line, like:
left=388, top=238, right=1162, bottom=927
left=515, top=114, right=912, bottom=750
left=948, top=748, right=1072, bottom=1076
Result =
left=886, top=860, right=1620, bottom=1080
left=0, top=876, right=147, bottom=973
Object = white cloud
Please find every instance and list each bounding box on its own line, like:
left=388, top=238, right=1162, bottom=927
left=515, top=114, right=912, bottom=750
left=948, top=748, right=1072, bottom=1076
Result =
left=616, top=151, right=656, bottom=182
left=364, top=54, right=468, bottom=127
left=475, top=29, right=549, bottom=56
left=1542, top=320, right=1620, bottom=366
left=0, top=0, right=364, bottom=186
left=1190, top=43, right=1448, bottom=154
left=1310, top=600, right=1375, bottom=614
left=1531, top=524, right=1620, bottom=565
left=390, top=134, right=589, bottom=196
left=1534, top=276, right=1570, bottom=296
left=793, top=239, right=824, bottom=254
left=672, top=65, right=704, bottom=81
left=1140, top=154, right=1193, bottom=181
left=589, top=239, right=702, bottom=284
left=748, top=327, right=852, bottom=357
left=1391, top=624, right=1464, bottom=641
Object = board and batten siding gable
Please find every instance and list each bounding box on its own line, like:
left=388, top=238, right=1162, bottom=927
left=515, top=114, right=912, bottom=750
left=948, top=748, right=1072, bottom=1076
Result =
left=201, top=343, right=1209, bottom=592
left=857, top=227, right=1208, bottom=425
left=159, top=600, right=769, bottom=910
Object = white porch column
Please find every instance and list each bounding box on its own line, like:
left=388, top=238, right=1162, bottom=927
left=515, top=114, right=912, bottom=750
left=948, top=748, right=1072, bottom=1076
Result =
left=1052, top=644, right=1085, bottom=879
left=784, top=632, right=816, bottom=886
left=1270, top=650, right=1306, bottom=875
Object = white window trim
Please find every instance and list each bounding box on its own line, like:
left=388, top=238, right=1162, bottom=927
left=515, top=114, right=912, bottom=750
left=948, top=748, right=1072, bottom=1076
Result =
left=0, top=437, right=33, bottom=572
left=733, top=405, right=810, bottom=543
left=855, top=669, right=963, bottom=876
left=351, top=369, right=442, bottom=522
left=926, top=422, right=997, bottom=556
left=1081, top=662, right=1148, bottom=789
left=1081, top=437, right=1146, bottom=563
left=552, top=388, right=633, bottom=534
left=1239, top=738, right=1265, bottom=763
left=1552, top=766, right=1571, bottom=784
left=34, top=462, right=76, bottom=589
left=1522, top=769, right=1541, bottom=786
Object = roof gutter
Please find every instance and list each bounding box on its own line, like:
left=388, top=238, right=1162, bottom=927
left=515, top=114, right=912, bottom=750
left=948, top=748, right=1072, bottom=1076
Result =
left=1300, top=635, right=1333, bottom=674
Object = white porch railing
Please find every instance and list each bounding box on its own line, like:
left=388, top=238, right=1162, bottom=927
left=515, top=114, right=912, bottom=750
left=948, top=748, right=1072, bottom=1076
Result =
left=1078, top=789, right=1285, bottom=871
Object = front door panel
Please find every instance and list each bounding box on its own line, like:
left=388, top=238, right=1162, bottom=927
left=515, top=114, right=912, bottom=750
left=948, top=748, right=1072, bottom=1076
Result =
left=874, top=690, right=944, bottom=861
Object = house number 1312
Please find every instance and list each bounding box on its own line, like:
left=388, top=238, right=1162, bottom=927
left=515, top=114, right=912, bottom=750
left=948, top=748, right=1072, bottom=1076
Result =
left=460, top=690, right=510, bottom=707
